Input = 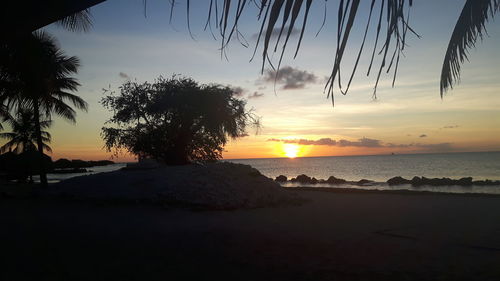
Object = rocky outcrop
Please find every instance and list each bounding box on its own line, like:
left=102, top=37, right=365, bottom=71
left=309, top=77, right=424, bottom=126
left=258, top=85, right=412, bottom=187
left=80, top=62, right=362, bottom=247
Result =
left=387, top=176, right=497, bottom=187
left=290, top=174, right=315, bottom=184
left=387, top=176, right=411, bottom=185
left=52, top=162, right=303, bottom=210
left=275, top=175, right=287, bottom=182
left=326, top=176, right=347, bottom=185
left=356, top=179, right=374, bottom=186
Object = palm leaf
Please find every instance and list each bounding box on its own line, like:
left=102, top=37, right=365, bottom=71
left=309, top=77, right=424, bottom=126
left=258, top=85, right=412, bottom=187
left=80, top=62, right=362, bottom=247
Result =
left=56, top=9, right=93, bottom=32
left=440, top=0, right=499, bottom=96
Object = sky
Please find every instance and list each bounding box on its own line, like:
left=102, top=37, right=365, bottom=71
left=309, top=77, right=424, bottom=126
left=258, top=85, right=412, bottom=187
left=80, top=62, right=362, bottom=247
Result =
left=19, top=0, right=500, bottom=161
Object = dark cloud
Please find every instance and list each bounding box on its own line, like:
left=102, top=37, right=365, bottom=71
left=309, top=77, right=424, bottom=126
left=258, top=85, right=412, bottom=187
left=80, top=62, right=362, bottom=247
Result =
left=231, top=86, right=246, bottom=97
left=441, top=125, right=459, bottom=129
left=268, top=137, right=453, bottom=151
left=263, top=66, right=317, bottom=90
left=251, top=27, right=300, bottom=40
left=419, top=134, right=427, bottom=138
left=119, top=72, right=130, bottom=79
left=248, top=91, right=264, bottom=99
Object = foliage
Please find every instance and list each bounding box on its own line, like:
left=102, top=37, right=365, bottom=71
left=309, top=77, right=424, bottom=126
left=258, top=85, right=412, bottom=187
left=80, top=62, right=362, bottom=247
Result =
left=168, top=0, right=498, bottom=100
left=0, top=108, right=52, bottom=154
left=101, top=76, right=260, bottom=164
left=440, top=0, right=499, bottom=95
left=0, top=31, right=87, bottom=186
left=0, top=31, right=88, bottom=122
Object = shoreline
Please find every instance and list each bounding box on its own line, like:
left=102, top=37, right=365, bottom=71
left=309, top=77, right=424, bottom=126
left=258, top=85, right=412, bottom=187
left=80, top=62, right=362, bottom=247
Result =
left=288, top=186, right=500, bottom=198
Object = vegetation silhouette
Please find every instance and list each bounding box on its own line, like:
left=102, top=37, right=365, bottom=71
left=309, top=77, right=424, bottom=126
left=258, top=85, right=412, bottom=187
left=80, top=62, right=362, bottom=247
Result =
left=0, top=108, right=52, bottom=154
left=101, top=76, right=260, bottom=165
left=0, top=31, right=88, bottom=187
left=3, top=0, right=498, bottom=103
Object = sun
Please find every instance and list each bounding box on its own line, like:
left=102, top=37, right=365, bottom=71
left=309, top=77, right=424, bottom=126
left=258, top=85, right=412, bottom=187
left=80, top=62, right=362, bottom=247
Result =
left=283, top=144, right=299, bottom=158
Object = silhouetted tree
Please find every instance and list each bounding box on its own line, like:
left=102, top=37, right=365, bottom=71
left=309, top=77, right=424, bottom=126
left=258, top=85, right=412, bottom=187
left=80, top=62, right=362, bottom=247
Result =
left=101, top=76, right=260, bottom=165
left=0, top=31, right=88, bottom=187
left=0, top=109, right=52, bottom=183
left=0, top=108, right=52, bottom=154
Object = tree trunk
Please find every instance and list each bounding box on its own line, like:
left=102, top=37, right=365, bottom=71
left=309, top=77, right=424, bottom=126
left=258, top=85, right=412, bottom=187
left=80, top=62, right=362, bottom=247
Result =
left=33, top=101, right=48, bottom=187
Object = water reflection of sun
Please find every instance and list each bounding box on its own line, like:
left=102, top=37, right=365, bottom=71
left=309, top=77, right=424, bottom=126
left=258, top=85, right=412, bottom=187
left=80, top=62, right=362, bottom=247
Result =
left=283, top=144, right=299, bottom=158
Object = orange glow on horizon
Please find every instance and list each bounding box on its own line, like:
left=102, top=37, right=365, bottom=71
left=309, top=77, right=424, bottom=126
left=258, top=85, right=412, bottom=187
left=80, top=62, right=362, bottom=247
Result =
left=283, top=143, right=300, bottom=158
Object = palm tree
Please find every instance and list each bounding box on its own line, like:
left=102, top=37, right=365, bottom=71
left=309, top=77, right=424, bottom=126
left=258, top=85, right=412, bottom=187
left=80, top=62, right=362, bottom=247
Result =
left=0, top=108, right=52, bottom=154
left=0, top=31, right=88, bottom=187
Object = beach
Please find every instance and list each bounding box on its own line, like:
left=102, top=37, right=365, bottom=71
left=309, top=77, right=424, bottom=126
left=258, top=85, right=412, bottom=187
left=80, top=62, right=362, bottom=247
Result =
left=2, top=189, right=500, bottom=281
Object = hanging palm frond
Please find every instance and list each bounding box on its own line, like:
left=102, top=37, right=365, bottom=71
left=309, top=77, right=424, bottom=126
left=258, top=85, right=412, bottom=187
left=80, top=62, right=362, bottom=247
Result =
left=56, top=9, right=93, bottom=32
left=167, top=0, right=417, bottom=104
left=440, top=0, right=499, bottom=96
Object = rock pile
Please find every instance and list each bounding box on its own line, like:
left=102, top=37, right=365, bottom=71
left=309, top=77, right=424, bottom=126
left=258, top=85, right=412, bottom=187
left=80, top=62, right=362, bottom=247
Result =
left=52, top=162, right=303, bottom=209
left=276, top=174, right=373, bottom=186
left=386, top=176, right=500, bottom=187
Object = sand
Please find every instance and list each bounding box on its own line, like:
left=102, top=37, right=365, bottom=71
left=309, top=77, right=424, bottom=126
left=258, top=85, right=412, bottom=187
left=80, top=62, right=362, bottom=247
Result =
left=1, top=190, right=500, bottom=281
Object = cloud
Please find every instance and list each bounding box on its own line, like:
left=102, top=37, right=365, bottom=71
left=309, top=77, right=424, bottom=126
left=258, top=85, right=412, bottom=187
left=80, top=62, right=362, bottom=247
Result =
left=248, top=91, right=264, bottom=99
left=231, top=86, right=246, bottom=97
left=263, top=66, right=317, bottom=89
left=441, top=125, right=459, bottom=129
left=268, top=137, right=453, bottom=151
left=119, top=72, right=130, bottom=79
left=419, top=134, right=427, bottom=138
left=251, top=27, right=300, bottom=40
left=267, top=137, right=382, bottom=147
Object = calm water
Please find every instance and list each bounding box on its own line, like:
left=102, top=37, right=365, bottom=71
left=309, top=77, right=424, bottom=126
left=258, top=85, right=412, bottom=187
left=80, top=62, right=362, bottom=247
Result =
left=43, top=152, right=500, bottom=194
left=228, top=152, right=500, bottom=194
left=37, top=163, right=127, bottom=183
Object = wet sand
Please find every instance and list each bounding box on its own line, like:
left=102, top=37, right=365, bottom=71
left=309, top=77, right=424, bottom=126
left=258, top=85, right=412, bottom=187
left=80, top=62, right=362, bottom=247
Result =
left=1, top=190, right=500, bottom=281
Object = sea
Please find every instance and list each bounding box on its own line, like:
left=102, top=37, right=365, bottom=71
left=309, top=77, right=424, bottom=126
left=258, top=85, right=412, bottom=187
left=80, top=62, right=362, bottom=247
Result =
left=228, top=151, right=500, bottom=194
left=43, top=151, right=500, bottom=194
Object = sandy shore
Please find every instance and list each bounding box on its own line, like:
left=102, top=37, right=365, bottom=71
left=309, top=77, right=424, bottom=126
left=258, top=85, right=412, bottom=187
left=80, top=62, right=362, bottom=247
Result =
left=1, top=190, right=500, bottom=281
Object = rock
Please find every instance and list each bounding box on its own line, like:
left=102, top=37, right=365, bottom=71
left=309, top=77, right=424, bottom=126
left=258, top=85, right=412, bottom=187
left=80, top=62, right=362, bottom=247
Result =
left=411, top=176, right=424, bottom=186
left=357, top=179, right=374, bottom=186
left=473, top=179, right=500, bottom=186
left=387, top=176, right=410, bottom=185
left=410, top=176, right=481, bottom=187
left=275, top=175, right=287, bottom=182
left=294, top=174, right=313, bottom=184
left=326, top=176, right=347, bottom=185
left=457, top=177, right=473, bottom=186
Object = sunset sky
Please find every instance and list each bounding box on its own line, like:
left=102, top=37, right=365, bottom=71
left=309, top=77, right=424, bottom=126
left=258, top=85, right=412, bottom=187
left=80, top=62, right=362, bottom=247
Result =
left=20, top=0, right=500, bottom=161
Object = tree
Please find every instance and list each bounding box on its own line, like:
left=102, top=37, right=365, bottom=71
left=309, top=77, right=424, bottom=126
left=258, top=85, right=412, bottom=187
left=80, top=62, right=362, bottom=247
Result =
left=101, top=76, right=260, bottom=165
left=0, top=108, right=52, bottom=154
left=0, top=108, right=52, bottom=182
left=0, top=31, right=88, bottom=187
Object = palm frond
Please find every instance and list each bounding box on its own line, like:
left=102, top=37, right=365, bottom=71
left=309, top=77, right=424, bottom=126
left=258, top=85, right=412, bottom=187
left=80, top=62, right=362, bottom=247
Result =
left=53, top=91, right=89, bottom=112
left=196, top=0, right=416, bottom=103
left=56, top=9, right=93, bottom=32
left=440, top=0, right=499, bottom=96
left=44, top=96, right=77, bottom=123
left=43, top=143, right=53, bottom=153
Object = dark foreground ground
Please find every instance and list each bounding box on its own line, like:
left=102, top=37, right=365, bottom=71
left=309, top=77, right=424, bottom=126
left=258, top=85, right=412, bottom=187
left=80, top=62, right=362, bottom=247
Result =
left=1, top=190, right=500, bottom=281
